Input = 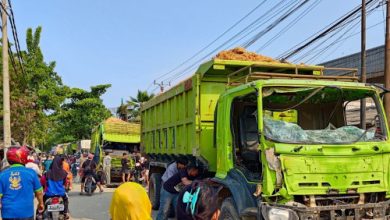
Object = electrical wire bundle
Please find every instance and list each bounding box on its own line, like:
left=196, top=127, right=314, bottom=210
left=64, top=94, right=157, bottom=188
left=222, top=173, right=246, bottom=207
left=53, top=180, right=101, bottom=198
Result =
left=148, top=0, right=320, bottom=92
left=277, top=0, right=384, bottom=64
left=0, top=0, right=25, bottom=76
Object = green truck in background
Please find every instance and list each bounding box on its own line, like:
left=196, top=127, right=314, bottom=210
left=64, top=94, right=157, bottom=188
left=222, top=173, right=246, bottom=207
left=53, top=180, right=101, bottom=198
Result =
left=141, top=57, right=390, bottom=219
left=90, top=117, right=140, bottom=182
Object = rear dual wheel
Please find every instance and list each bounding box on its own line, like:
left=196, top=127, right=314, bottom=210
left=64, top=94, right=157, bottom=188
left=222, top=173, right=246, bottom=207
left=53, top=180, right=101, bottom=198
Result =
left=149, top=173, right=162, bottom=210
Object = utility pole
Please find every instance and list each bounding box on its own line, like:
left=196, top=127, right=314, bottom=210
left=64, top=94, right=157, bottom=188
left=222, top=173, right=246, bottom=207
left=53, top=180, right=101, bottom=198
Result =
left=153, top=80, right=170, bottom=93
left=385, top=0, right=390, bottom=126
left=2, top=0, right=11, bottom=163
left=360, top=0, right=367, bottom=129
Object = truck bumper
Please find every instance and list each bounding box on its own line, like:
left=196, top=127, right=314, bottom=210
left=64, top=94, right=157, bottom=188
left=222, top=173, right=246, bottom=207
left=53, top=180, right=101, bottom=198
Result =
left=111, top=167, right=123, bottom=179
left=261, top=200, right=390, bottom=219
left=241, top=201, right=390, bottom=220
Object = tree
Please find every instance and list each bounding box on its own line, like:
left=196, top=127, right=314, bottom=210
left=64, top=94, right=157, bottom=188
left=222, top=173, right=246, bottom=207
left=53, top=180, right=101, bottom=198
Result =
left=127, top=90, right=154, bottom=121
left=52, top=84, right=112, bottom=144
left=116, top=99, right=129, bottom=121
left=0, top=26, right=112, bottom=149
left=7, top=27, right=68, bottom=145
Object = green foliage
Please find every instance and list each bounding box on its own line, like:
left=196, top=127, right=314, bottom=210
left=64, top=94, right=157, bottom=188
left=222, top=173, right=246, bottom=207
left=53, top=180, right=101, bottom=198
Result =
left=8, top=27, right=69, bottom=145
left=120, top=90, right=154, bottom=122
left=0, top=26, right=111, bottom=149
left=52, top=85, right=112, bottom=143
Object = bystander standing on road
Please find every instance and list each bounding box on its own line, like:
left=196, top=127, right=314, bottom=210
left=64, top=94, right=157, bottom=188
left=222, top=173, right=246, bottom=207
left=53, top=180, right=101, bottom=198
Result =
left=156, top=164, right=200, bottom=220
left=140, top=157, right=149, bottom=187
left=121, top=153, right=131, bottom=183
left=0, top=146, right=44, bottom=220
left=103, top=152, right=112, bottom=185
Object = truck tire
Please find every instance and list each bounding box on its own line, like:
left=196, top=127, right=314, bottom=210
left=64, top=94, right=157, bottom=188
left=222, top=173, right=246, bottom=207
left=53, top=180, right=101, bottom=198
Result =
left=219, top=197, right=240, bottom=220
left=149, top=173, right=162, bottom=210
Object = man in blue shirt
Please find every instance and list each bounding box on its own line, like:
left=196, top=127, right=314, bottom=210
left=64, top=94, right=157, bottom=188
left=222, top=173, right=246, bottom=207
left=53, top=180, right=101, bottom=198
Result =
left=0, top=146, right=44, bottom=220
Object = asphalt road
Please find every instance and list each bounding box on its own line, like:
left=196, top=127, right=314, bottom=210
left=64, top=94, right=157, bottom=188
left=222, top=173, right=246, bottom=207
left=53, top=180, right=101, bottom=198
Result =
left=67, top=183, right=114, bottom=220
left=67, top=183, right=160, bottom=220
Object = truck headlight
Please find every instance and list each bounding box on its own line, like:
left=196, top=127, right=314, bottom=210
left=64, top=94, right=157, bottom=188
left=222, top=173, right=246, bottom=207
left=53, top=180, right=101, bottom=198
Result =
left=268, top=208, right=291, bottom=220
left=262, top=205, right=299, bottom=220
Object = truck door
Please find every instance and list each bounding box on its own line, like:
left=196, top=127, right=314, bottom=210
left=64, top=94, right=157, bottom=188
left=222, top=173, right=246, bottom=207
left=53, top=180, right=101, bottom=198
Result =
left=230, top=92, right=262, bottom=181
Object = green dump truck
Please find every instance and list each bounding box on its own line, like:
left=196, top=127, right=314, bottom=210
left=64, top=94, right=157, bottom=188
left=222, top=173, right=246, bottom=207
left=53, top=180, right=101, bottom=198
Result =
left=141, top=57, right=390, bottom=219
left=90, top=118, right=140, bottom=181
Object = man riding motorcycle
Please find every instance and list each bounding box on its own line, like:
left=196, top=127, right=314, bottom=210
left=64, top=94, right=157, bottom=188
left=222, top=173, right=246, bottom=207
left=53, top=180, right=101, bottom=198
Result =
left=80, top=153, right=103, bottom=194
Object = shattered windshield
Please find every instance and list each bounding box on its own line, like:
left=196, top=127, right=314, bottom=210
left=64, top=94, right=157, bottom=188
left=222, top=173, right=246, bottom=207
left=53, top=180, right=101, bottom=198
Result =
left=262, top=86, right=385, bottom=144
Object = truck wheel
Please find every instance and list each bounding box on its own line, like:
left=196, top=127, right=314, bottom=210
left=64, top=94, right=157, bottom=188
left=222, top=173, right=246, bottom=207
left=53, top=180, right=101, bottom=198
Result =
left=149, top=173, right=162, bottom=210
left=219, top=197, right=240, bottom=220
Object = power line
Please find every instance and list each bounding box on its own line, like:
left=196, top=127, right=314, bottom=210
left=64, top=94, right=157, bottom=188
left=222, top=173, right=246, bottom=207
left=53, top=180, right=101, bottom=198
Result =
left=163, top=0, right=300, bottom=84
left=242, top=0, right=310, bottom=48
left=278, top=0, right=377, bottom=61
left=160, top=0, right=291, bottom=83
left=0, top=0, right=25, bottom=75
left=256, top=0, right=322, bottom=52
left=308, top=17, right=384, bottom=64
left=0, top=7, right=18, bottom=77
left=152, top=0, right=268, bottom=82
left=291, top=1, right=381, bottom=63
left=223, top=0, right=296, bottom=49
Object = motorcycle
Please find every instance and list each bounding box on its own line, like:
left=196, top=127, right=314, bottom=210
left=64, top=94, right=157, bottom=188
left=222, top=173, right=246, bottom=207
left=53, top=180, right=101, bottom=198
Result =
left=84, top=174, right=97, bottom=196
left=37, top=196, right=66, bottom=220
left=133, top=162, right=144, bottom=184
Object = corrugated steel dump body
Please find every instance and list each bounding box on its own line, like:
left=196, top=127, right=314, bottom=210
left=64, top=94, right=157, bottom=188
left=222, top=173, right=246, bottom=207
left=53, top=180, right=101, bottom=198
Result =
left=141, top=63, right=225, bottom=172
left=141, top=59, right=324, bottom=172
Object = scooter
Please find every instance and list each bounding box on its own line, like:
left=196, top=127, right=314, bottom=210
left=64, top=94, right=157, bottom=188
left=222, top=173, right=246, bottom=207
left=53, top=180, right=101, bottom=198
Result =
left=37, top=196, right=66, bottom=220
left=84, top=174, right=97, bottom=196
left=133, top=162, right=144, bottom=184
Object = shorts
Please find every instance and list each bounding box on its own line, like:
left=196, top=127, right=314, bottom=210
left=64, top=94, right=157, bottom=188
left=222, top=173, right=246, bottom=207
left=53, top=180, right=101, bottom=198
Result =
left=121, top=168, right=130, bottom=175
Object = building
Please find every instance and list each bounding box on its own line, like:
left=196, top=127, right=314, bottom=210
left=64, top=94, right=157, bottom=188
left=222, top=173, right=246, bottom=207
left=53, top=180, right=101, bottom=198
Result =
left=320, top=45, right=384, bottom=83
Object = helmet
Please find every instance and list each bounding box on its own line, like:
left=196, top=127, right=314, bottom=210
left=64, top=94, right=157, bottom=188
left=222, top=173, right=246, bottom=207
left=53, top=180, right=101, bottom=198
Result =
left=7, top=146, right=29, bottom=165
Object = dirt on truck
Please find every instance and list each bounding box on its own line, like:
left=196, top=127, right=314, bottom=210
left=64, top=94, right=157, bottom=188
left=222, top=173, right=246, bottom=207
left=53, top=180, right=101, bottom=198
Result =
left=141, top=48, right=390, bottom=219
left=90, top=117, right=140, bottom=182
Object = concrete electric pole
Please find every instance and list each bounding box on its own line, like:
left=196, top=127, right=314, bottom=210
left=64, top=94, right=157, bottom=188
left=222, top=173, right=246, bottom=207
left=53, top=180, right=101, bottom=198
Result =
left=385, top=0, right=390, bottom=126
left=2, top=0, right=11, bottom=162
left=360, top=0, right=367, bottom=129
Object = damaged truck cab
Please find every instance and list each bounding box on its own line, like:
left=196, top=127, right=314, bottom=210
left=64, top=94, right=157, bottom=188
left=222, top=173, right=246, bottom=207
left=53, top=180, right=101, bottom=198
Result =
left=142, top=59, right=390, bottom=219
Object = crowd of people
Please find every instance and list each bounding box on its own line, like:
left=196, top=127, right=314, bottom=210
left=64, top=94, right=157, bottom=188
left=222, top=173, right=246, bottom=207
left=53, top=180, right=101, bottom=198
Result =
left=110, top=157, right=221, bottom=220
left=0, top=146, right=103, bottom=220
left=0, top=146, right=221, bottom=220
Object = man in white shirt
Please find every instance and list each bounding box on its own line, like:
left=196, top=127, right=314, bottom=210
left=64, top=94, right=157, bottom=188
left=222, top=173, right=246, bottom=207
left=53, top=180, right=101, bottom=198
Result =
left=103, top=152, right=112, bottom=185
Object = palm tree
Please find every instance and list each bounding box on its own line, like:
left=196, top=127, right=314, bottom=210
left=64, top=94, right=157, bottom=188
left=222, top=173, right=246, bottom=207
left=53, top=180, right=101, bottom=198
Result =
left=127, top=90, right=154, bottom=122
left=116, top=103, right=129, bottom=121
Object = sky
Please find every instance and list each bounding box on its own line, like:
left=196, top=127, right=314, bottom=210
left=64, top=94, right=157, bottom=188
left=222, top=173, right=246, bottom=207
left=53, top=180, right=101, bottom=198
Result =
left=11, top=0, right=386, bottom=107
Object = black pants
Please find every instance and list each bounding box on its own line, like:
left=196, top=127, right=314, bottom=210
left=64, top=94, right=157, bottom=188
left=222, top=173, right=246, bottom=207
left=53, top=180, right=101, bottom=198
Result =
left=43, top=194, right=69, bottom=214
